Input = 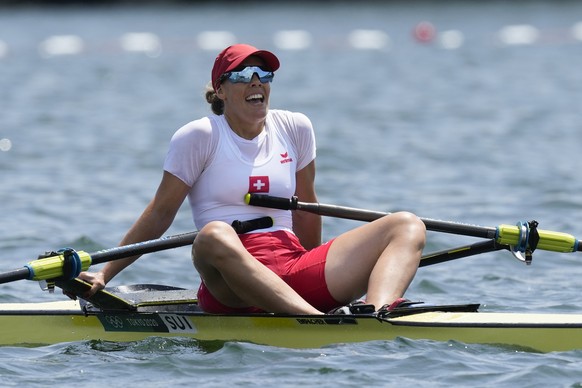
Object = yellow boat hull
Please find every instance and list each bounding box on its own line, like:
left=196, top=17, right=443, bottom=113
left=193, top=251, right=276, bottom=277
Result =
left=1, top=299, right=582, bottom=352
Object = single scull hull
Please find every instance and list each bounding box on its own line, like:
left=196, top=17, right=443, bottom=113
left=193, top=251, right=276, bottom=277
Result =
left=1, top=298, right=581, bottom=352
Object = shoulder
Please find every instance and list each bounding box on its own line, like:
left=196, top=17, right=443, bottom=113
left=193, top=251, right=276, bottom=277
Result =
left=171, top=116, right=214, bottom=142
left=169, top=115, right=223, bottom=150
left=164, top=116, right=220, bottom=185
left=268, top=110, right=313, bottom=133
left=167, top=115, right=220, bottom=160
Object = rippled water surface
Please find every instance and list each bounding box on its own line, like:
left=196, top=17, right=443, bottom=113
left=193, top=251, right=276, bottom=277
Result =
left=2, top=1, right=582, bottom=386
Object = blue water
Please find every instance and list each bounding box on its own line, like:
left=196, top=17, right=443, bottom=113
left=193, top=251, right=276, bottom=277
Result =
left=2, top=1, right=582, bottom=386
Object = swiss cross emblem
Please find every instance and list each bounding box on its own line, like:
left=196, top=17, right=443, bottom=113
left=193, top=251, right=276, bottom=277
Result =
left=249, top=176, right=270, bottom=193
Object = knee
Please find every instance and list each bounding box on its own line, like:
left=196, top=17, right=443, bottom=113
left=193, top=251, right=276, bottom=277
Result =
left=392, top=211, right=426, bottom=247
left=193, top=221, right=236, bottom=261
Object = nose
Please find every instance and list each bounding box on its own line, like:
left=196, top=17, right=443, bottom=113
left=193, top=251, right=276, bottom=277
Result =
left=250, top=72, right=262, bottom=85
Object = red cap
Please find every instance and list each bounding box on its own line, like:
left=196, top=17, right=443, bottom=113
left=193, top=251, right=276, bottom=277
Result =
left=211, top=44, right=280, bottom=91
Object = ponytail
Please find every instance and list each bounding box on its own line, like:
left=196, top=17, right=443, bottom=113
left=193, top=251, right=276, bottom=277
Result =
left=204, top=83, right=224, bottom=115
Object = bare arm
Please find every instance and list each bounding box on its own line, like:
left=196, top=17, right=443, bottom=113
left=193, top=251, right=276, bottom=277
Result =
left=292, top=160, right=321, bottom=250
left=80, top=171, right=191, bottom=294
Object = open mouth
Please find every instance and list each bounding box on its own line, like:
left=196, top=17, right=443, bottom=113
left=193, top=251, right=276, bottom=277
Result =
left=246, top=94, right=265, bottom=103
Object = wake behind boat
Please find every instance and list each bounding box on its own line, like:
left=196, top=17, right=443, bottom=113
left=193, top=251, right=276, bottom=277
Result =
left=2, top=195, right=582, bottom=352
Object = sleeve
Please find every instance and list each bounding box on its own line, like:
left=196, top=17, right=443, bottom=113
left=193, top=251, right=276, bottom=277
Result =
left=289, top=112, right=316, bottom=171
left=163, top=117, right=215, bottom=187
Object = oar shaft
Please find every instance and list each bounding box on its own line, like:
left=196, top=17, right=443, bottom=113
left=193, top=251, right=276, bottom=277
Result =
left=90, top=231, right=198, bottom=265
left=420, top=240, right=509, bottom=267
left=308, top=202, right=498, bottom=239
left=246, top=194, right=498, bottom=239
left=0, top=268, right=32, bottom=284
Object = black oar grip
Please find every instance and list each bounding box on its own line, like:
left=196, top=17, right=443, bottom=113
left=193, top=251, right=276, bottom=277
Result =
left=245, top=194, right=298, bottom=210
left=231, top=217, right=274, bottom=234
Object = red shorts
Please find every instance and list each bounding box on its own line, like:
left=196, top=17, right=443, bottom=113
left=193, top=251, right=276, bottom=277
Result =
left=197, top=230, right=339, bottom=313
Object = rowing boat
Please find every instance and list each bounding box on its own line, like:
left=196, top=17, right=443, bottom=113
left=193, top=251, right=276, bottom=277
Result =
left=2, top=195, right=582, bottom=352
left=0, top=279, right=581, bottom=352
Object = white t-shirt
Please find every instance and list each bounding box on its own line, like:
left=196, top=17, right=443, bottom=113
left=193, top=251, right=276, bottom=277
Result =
left=164, top=109, right=316, bottom=232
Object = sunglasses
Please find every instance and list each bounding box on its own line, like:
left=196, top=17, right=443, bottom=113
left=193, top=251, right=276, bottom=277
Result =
left=220, top=66, right=275, bottom=85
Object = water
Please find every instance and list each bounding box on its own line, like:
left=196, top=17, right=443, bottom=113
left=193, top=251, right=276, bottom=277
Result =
left=1, top=1, right=582, bottom=386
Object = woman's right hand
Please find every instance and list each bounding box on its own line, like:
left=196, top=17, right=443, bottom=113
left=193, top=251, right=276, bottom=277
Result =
left=64, top=271, right=106, bottom=300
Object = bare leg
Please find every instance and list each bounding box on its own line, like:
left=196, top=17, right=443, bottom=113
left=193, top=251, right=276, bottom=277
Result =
left=192, top=221, right=322, bottom=314
left=324, top=212, right=425, bottom=310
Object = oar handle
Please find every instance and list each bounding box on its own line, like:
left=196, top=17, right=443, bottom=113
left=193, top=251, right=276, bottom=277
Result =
left=246, top=194, right=581, bottom=254
left=245, top=193, right=296, bottom=211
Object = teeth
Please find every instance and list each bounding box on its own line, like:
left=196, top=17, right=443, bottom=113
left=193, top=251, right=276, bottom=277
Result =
left=246, top=94, right=264, bottom=101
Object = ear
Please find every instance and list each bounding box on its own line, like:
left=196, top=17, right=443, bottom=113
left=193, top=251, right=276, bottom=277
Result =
left=216, top=85, right=227, bottom=100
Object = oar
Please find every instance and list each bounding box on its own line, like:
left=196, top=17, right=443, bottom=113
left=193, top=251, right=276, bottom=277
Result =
left=0, top=215, right=274, bottom=285
left=245, top=194, right=581, bottom=256
left=420, top=239, right=509, bottom=267
left=0, top=231, right=199, bottom=285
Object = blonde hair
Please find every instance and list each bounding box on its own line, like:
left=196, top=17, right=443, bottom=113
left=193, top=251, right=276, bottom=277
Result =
left=204, top=82, right=224, bottom=115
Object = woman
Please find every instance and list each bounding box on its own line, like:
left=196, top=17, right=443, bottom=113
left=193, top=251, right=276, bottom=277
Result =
left=78, top=44, right=426, bottom=315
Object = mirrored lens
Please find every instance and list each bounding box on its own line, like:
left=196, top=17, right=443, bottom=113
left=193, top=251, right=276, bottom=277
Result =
left=223, top=66, right=274, bottom=84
